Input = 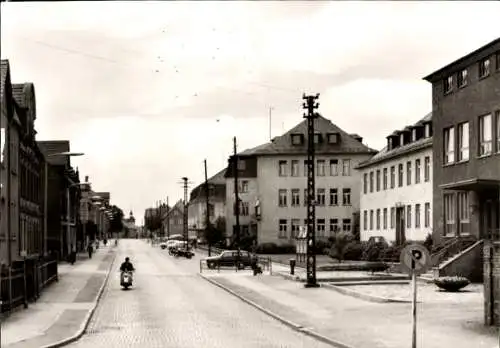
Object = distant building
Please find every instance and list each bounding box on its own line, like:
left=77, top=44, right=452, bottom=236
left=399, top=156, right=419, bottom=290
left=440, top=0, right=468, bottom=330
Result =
left=122, top=211, right=139, bottom=238
left=423, top=37, right=500, bottom=326
left=188, top=168, right=226, bottom=242
left=357, top=113, right=433, bottom=243
left=225, top=115, right=376, bottom=247
left=163, top=200, right=185, bottom=238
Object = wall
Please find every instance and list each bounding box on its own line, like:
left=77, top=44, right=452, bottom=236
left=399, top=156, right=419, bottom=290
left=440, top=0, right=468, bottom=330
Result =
left=0, top=91, right=9, bottom=264
left=360, top=146, right=433, bottom=242
left=483, top=241, right=500, bottom=327
left=225, top=177, right=259, bottom=241
left=440, top=241, right=483, bottom=282
left=432, top=48, right=500, bottom=243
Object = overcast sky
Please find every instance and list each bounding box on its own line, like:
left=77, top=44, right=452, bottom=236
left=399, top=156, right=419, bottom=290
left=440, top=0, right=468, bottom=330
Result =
left=1, top=1, right=499, bottom=223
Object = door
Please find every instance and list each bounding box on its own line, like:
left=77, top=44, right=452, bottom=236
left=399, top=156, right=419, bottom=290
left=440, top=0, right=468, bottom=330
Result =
left=395, top=207, right=406, bottom=245
left=483, top=200, right=499, bottom=239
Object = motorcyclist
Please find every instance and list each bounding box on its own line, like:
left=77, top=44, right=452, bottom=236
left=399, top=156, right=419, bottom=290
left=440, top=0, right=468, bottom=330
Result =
left=120, top=257, right=135, bottom=272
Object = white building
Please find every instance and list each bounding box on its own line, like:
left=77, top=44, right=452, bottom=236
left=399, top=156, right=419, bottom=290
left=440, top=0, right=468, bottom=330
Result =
left=225, top=115, right=376, bottom=246
left=187, top=168, right=226, bottom=241
left=357, top=113, right=433, bottom=244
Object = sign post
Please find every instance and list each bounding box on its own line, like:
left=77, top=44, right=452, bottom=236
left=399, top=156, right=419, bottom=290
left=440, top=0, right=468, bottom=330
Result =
left=399, top=244, right=431, bottom=348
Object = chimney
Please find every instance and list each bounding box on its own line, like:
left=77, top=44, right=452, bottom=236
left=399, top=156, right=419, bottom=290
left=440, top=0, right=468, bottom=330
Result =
left=85, top=175, right=89, bottom=182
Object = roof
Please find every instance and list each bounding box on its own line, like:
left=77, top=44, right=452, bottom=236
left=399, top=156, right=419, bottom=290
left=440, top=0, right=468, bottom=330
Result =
left=423, top=37, right=500, bottom=82
left=163, top=199, right=184, bottom=219
left=190, top=167, right=227, bottom=198
left=386, top=112, right=432, bottom=138
left=0, top=59, right=9, bottom=101
left=94, top=192, right=110, bottom=200
left=37, top=140, right=71, bottom=165
left=357, top=112, right=433, bottom=169
left=237, top=114, right=377, bottom=157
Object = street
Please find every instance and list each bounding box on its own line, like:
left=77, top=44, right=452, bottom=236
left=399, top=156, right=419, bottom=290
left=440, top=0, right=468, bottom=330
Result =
left=68, top=239, right=332, bottom=348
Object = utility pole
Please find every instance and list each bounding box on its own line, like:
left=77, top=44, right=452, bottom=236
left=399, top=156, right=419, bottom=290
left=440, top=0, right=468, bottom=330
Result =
left=182, top=177, right=189, bottom=250
left=204, top=159, right=212, bottom=256
left=303, top=93, right=320, bottom=288
left=233, top=137, right=241, bottom=265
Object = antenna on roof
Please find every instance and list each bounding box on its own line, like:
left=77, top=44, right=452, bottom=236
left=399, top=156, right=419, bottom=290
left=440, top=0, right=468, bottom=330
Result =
left=268, top=106, right=274, bottom=141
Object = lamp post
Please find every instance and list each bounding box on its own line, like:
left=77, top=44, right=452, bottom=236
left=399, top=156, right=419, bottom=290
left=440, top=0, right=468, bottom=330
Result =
left=45, top=152, right=84, bottom=260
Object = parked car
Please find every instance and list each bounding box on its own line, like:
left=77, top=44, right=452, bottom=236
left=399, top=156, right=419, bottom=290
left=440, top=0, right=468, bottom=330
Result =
left=205, top=250, right=256, bottom=269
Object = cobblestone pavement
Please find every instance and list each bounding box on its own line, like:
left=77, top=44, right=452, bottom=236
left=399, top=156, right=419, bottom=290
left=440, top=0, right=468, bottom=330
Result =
left=68, top=240, right=333, bottom=348
left=1, top=245, right=116, bottom=348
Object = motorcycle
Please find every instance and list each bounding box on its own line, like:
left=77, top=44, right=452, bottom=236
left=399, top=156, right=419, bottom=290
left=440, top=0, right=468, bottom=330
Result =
left=120, top=271, right=133, bottom=290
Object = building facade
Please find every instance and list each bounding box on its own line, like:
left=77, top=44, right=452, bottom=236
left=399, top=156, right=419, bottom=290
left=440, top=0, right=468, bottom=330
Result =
left=225, top=115, right=376, bottom=246
left=0, top=59, right=22, bottom=266
left=358, top=113, right=433, bottom=243
left=423, top=38, right=500, bottom=326
left=163, top=200, right=185, bottom=237
left=188, top=168, right=226, bottom=241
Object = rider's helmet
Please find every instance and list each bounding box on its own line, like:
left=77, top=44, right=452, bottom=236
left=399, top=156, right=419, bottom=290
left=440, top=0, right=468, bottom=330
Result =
left=125, top=257, right=130, bottom=262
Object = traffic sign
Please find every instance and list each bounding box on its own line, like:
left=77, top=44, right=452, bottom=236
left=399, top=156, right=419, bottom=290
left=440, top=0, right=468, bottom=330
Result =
left=399, top=243, right=431, bottom=275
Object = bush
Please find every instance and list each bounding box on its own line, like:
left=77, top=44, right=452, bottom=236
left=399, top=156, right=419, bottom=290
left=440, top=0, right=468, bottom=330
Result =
left=434, top=276, right=470, bottom=292
left=343, top=242, right=365, bottom=261
left=362, top=242, right=385, bottom=261
left=255, top=243, right=295, bottom=254
left=328, top=232, right=355, bottom=263
left=423, top=233, right=433, bottom=251
left=315, top=240, right=331, bottom=255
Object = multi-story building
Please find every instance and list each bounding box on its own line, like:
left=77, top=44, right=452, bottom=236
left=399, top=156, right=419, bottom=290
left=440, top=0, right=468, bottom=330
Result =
left=357, top=113, right=433, bottom=244
left=188, top=168, right=226, bottom=242
left=92, top=191, right=110, bottom=239
left=163, top=199, right=185, bottom=237
left=0, top=59, right=21, bottom=267
left=225, top=115, right=376, bottom=246
left=423, top=37, right=500, bottom=326
left=37, top=140, right=81, bottom=260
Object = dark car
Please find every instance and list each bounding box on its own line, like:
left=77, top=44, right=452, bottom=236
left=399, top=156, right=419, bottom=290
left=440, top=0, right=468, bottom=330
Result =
left=205, top=250, right=255, bottom=269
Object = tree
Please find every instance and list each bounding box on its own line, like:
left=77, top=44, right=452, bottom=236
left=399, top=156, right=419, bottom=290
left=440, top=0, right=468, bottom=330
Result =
left=108, top=205, right=124, bottom=233
left=204, top=216, right=226, bottom=247
left=328, top=231, right=356, bottom=263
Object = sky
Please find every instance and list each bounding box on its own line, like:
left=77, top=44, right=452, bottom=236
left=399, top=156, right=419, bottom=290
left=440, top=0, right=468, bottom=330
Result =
left=1, top=1, right=499, bottom=224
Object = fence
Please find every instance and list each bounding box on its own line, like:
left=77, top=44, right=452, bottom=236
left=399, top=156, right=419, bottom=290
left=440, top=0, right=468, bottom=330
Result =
left=0, top=258, right=58, bottom=314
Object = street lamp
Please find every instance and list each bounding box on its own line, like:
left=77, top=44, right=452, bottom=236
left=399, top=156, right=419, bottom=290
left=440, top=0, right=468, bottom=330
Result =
left=45, top=152, right=84, bottom=259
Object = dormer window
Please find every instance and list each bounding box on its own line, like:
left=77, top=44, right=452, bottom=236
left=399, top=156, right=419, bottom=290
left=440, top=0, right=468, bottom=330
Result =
left=314, top=133, right=323, bottom=144
left=388, top=137, right=393, bottom=150
left=237, top=158, right=246, bottom=170
left=327, top=132, right=339, bottom=144
left=425, top=124, right=431, bottom=138
left=412, top=129, right=417, bottom=142
left=400, top=133, right=405, bottom=146
left=291, top=133, right=304, bottom=145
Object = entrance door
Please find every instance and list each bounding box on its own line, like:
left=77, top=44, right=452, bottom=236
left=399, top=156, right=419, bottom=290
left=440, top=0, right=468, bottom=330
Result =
left=395, top=207, right=406, bottom=245
left=483, top=199, right=499, bottom=239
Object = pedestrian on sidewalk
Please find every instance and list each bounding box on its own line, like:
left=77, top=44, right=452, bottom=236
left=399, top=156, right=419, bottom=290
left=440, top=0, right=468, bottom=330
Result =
left=87, top=242, right=93, bottom=259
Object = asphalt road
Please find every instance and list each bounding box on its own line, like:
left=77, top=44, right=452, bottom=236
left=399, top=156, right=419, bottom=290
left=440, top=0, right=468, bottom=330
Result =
left=68, top=239, right=332, bottom=348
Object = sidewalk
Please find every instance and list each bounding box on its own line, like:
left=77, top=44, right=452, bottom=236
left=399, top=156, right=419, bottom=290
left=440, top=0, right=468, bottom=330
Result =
left=200, top=272, right=499, bottom=348
left=1, top=245, right=117, bottom=348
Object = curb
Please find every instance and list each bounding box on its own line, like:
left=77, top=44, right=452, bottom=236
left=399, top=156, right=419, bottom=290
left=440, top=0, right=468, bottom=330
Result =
left=198, top=273, right=354, bottom=348
left=41, top=249, right=118, bottom=348
left=322, top=283, right=412, bottom=303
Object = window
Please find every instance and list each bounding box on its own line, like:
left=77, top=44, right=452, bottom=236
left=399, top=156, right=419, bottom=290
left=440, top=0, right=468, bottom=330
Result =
left=390, top=207, right=395, bottom=229
left=304, top=160, right=309, bottom=177
left=291, top=219, right=300, bottom=238
left=406, top=161, right=412, bottom=185
left=444, top=193, right=456, bottom=236
left=376, top=209, right=380, bottom=230
left=425, top=124, right=431, bottom=138
left=240, top=180, right=249, bottom=193
left=279, top=219, right=287, bottom=238
left=415, top=204, right=421, bottom=228
left=342, top=188, right=351, bottom=205
left=479, top=57, right=490, bottom=78
left=240, top=202, right=249, bottom=216
left=328, top=133, right=339, bottom=144
left=291, top=189, right=300, bottom=206
left=291, top=134, right=303, bottom=145
left=317, top=160, right=325, bottom=176
left=457, top=69, right=468, bottom=87
left=330, top=218, right=339, bottom=233
left=316, top=188, right=326, bottom=206
left=369, top=171, right=374, bottom=192
left=458, top=192, right=469, bottom=234
left=383, top=168, right=388, bottom=190
left=457, top=122, right=469, bottom=161
left=317, top=219, right=326, bottom=237
left=443, top=75, right=453, bottom=94
left=376, top=170, right=381, bottom=191
left=342, top=219, right=351, bottom=232
left=406, top=205, right=412, bottom=228
left=363, top=211, right=368, bottom=231
left=313, top=133, right=322, bottom=144
left=479, top=114, right=492, bottom=156
left=369, top=210, right=374, bottom=230
left=424, top=156, right=430, bottom=182
left=329, top=160, right=338, bottom=176
left=496, top=111, right=500, bottom=153
left=342, top=159, right=351, bottom=176
left=363, top=173, right=368, bottom=194
left=329, top=188, right=338, bottom=206
left=415, top=159, right=421, bottom=184
left=291, top=160, right=299, bottom=176
left=304, top=188, right=308, bottom=206
left=390, top=166, right=395, bottom=189
left=443, top=127, right=455, bottom=164
left=279, top=160, right=288, bottom=176
left=383, top=208, right=387, bottom=229
left=237, top=159, right=246, bottom=170
left=424, top=203, right=431, bottom=228
left=398, top=164, right=403, bottom=187
left=278, top=189, right=287, bottom=207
